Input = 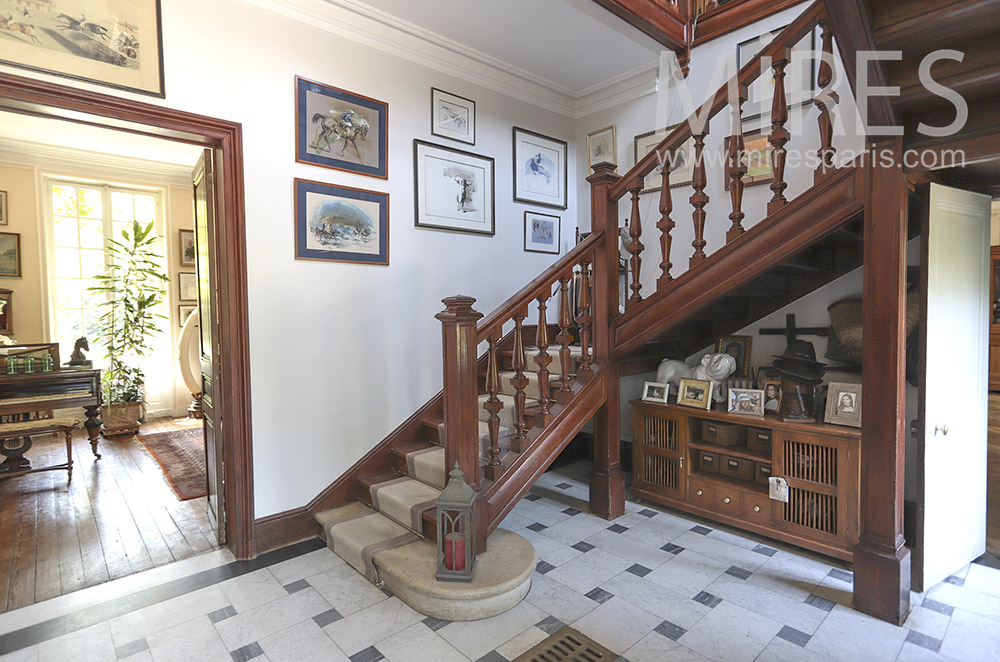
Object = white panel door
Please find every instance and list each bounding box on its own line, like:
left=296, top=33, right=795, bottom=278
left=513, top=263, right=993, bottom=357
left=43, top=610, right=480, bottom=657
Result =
left=921, top=182, right=990, bottom=589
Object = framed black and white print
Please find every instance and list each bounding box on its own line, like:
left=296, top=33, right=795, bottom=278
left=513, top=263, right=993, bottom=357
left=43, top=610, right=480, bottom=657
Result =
left=295, top=76, right=388, bottom=179
left=178, top=272, right=197, bottom=302
left=414, top=140, right=495, bottom=236
left=513, top=127, right=567, bottom=210
left=431, top=88, right=476, bottom=145
left=294, top=179, right=389, bottom=265
left=633, top=125, right=695, bottom=194
left=737, top=25, right=817, bottom=122
left=523, top=211, right=560, bottom=254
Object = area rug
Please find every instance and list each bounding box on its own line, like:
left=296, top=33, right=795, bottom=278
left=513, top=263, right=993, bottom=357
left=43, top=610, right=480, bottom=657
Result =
left=137, top=429, right=207, bottom=501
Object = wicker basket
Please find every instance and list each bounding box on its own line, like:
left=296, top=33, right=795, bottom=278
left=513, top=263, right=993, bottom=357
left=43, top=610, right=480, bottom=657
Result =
left=828, top=293, right=919, bottom=350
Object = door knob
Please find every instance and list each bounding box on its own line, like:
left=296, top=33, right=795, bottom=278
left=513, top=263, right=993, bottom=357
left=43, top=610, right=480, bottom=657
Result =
left=934, top=425, right=949, bottom=436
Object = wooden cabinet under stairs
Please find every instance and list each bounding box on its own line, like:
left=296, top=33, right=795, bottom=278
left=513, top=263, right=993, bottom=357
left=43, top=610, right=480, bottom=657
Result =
left=631, top=400, right=860, bottom=561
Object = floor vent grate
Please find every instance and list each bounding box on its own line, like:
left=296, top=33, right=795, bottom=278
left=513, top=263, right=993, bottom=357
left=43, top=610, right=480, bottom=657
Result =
left=513, top=626, right=616, bottom=662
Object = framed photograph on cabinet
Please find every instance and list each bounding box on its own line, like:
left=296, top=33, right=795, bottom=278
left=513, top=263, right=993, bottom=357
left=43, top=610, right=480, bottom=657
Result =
left=524, top=211, right=560, bottom=254
left=178, top=229, right=195, bottom=266
left=633, top=125, right=695, bottom=194
left=641, top=381, right=669, bottom=404
left=677, top=378, right=713, bottom=410
left=761, top=379, right=782, bottom=412
left=716, top=335, right=752, bottom=378
left=513, top=127, right=567, bottom=210
left=0, top=233, right=20, bottom=277
left=414, top=140, right=495, bottom=236
left=0, top=289, right=11, bottom=333
left=728, top=388, right=765, bottom=417
left=587, top=126, right=616, bottom=168
left=178, top=272, right=197, bottom=302
left=294, top=179, right=389, bottom=265
left=295, top=76, right=388, bottom=179
left=0, top=1, right=164, bottom=97
left=824, top=382, right=862, bottom=427
left=737, top=25, right=817, bottom=121
left=431, top=88, right=476, bottom=145
left=178, top=304, right=196, bottom=328
left=724, top=131, right=773, bottom=189
left=0, top=190, right=7, bottom=225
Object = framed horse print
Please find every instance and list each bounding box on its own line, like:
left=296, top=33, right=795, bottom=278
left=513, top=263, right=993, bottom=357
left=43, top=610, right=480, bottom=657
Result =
left=295, top=76, right=388, bottom=179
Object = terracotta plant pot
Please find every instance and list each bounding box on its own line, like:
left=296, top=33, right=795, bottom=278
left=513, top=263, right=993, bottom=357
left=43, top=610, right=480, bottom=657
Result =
left=101, top=401, right=143, bottom=437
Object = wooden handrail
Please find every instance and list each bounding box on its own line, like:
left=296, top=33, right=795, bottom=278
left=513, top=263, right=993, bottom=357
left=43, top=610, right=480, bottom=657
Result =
left=477, top=230, right=605, bottom=343
left=609, top=0, right=827, bottom=201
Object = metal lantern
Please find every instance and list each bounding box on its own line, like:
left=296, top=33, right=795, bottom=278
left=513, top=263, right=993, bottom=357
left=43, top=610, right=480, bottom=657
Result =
left=436, top=462, right=477, bottom=582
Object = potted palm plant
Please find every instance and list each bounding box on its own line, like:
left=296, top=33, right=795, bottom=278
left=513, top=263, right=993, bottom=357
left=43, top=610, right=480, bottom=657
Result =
left=89, top=220, right=169, bottom=436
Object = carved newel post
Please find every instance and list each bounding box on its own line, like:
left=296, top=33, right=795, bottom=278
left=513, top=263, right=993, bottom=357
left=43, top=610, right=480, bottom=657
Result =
left=436, top=296, right=483, bottom=488
left=436, top=462, right=477, bottom=582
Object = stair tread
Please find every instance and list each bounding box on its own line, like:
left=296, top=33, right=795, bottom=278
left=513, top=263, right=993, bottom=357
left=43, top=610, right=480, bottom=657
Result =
left=368, top=475, right=441, bottom=533
left=401, top=444, right=447, bottom=489
left=316, top=502, right=419, bottom=583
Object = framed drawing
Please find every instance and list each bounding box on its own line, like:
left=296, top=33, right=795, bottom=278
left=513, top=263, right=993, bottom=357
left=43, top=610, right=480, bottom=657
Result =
left=295, top=76, right=388, bottom=179
left=0, top=233, right=20, bottom=277
left=431, top=88, right=476, bottom=145
left=178, top=272, right=197, bottom=302
left=513, top=127, right=567, bottom=210
left=824, top=382, right=862, bottom=427
left=587, top=126, right=616, bottom=168
left=724, top=131, right=774, bottom=189
left=178, top=304, right=196, bottom=328
left=414, top=140, right=495, bottom=236
left=0, top=190, right=6, bottom=225
left=524, top=211, right=560, bottom=254
left=641, top=381, right=669, bottom=404
left=0, top=289, right=11, bottom=334
left=633, top=125, right=695, bottom=194
left=737, top=25, right=817, bottom=121
left=0, top=1, right=164, bottom=97
left=728, top=388, right=765, bottom=417
left=677, top=378, right=713, bottom=410
left=294, top=178, right=389, bottom=265
left=717, top=335, right=752, bottom=378
left=178, top=229, right=195, bottom=266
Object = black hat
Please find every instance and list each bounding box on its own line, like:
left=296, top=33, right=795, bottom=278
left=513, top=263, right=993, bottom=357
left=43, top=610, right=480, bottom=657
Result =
left=773, top=339, right=827, bottom=368
left=774, top=365, right=824, bottom=385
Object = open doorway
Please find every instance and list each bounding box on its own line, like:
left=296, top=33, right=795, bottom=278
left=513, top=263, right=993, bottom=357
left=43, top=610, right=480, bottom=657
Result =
left=0, top=71, right=253, bottom=610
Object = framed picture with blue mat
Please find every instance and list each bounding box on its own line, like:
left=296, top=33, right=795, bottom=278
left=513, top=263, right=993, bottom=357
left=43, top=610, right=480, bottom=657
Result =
left=294, top=179, right=389, bottom=266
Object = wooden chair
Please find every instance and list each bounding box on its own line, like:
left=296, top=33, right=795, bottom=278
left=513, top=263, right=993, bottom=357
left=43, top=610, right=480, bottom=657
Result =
left=0, top=417, right=81, bottom=482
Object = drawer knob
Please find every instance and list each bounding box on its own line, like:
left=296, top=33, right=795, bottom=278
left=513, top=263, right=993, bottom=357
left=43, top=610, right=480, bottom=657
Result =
left=754, top=505, right=761, bottom=512
left=723, top=497, right=731, bottom=504
left=696, top=489, right=703, bottom=496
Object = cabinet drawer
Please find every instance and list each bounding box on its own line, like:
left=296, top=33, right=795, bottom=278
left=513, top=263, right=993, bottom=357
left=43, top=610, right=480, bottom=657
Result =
left=746, top=427, right=772, bottom=453
left=714, top=484, right=742, bottom=516
left=741, top=493, right=772, bottom=525
left=720, top=455, right=754, bottom=482
left=701, top=420, right=746, bottom=446
left=755, top=462, right=772, bottom=486
left=688, top=478, right=714, bottom=504
left=696, top=450, right=720, bottom=474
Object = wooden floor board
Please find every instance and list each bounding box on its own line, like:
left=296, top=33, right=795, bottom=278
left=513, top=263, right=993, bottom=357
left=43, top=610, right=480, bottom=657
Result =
left=0, top=416, right=219, bottom=612
left=988, top=394, right=1000, bottom=556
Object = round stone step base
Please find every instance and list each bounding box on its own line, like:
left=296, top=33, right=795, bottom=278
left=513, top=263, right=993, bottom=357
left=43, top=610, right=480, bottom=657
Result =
left=375, top=528, right=535, bottom=621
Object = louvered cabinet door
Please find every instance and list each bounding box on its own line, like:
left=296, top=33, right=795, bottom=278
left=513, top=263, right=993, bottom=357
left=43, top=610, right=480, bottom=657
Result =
left=633, top=404, right=687, bottom=501
left=773, top=431, right=859, bottom=549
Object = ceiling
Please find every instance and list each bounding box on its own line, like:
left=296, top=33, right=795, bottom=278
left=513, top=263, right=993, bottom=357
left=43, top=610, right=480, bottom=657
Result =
left=338, top=0, right=664, bottom=95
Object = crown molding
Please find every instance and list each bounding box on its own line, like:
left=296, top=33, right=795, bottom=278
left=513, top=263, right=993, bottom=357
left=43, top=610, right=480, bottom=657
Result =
left=239, top=0, right=660, bottom=119
left=575, top=63, right=659, bottom=118
left=0, top=137, right=193, bottom=186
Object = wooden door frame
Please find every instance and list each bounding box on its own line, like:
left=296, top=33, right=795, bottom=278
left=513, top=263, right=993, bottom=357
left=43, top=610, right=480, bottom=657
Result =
left=0, top=71, right=256, bottom=559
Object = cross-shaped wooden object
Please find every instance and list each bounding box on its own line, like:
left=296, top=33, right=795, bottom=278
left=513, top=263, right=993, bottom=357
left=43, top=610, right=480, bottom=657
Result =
left=758, top=313, right=829, bottom=344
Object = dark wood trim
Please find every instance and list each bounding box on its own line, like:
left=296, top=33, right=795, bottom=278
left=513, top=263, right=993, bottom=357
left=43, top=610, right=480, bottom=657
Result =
left=253, top=508, right=318, bottom=556
left=589, top=0, right=687, bottom=52
left=912, top=184, right=931, bottom=593
left=0, top=71, right=255, bottom=560
left=854, top=137, right=910, bottom=624
left=591, top=362, right=625, bottom=519
left=874, top=0, right=1000, bottom=56
left=693, top=0, right=808, bottom=46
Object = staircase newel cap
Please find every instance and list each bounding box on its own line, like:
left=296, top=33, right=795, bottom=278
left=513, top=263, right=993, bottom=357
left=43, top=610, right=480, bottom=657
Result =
left=436, top=296, right=483, bottom=323
left=438, top=461, right=477, bottom=506
left=586, top=161, right=621, bottom=185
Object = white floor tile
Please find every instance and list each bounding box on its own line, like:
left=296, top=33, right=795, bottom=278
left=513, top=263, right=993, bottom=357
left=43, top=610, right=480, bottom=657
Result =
left=963, top=563, right=1000, bottom=600
left=545, top=548, right=632, bottom=594
left=257, top=619, right=350, bottom=662
left=583, top=529, right=674, bottom=570
left=644, top=549, right=728, bottom=599
left=925, top=581, right=1000, bottom=620
left=678, top=600, right=782, bottom=662
left=519, top=529, right=583, bottom=567
left=902, top=605, right=951, bottom=640
left=322, top=597, right=423, bottom=656
left=38, top=622, right=115, bottom=662
left=511, top=500, right=572, bottom=528
left=602, top=571, right=711, bottom=630
left=214, top=586, right=331, bottom=651
left=108, top=585, right=230, bottom=646
left=267, top=548, right=344, bottom=586
left=705, top=573, right=827, bottom=634
left=538, top=514, right=612, bottom=547
left=119, top=650, right=154, bottom=662
left=704, top=525, right=763, bottom=551
left=304, top=563, right=388, bottom=616
left=523, top=573, right=599, bottom=624
left=939, top=607, right=1000, bottom=662
left=219, top=568, right=289, bottom=613
left=570, top=596, right=662, bottom=655
left=437, top=601, right=546, bottom=660
left=896, top=641, right=959, bottom=662
left=0, top=647, right=37, bottom=662
left=618, top=512, right=693, bottom=549
left=805, top=604, right=907, bottom=662
left=146, top=615, right=231, bottom=662
left=671, top=531, right=768, bottom=572
left=497, top=511, right=533, bottom=532
left=810, top=575, right=853, bottom=608
left=744, top=549, right=830, bottom=601
left=493, top=625, right=548, bottom=660
left=755, top=636, right=833, bottom=662
left=377, top=623, right=469, bottom=662
left=623, top=631, right=712, bottom=662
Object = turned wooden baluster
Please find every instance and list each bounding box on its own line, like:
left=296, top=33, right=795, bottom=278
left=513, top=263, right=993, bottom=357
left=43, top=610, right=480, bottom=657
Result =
left=814, top=19, right=838, bottom=179
left=555, top=277, right=574, bottom=402
left=483, top=333, right=504, bottom=480
left=726, top=93, right=748, bottom=243
left=626, top=184, right=644, bottom=308
left=656, top=159, right=674, bottom=288
left=768, top=52, right=791, bottom=214
left=689, top=130, right=709, bottom=267
left=575, top=261, right=594, bottom=382
left=534, top=293, right=552, bottom=417
left=509, top=309, right=530, bottom=451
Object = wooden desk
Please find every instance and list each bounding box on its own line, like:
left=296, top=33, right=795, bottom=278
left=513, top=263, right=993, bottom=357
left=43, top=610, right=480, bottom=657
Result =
left=0, top=369, right=103, bottom=459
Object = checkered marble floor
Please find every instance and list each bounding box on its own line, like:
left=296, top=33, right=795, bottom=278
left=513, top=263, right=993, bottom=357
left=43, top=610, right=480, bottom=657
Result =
left=1, top=461, right=999, bottom=662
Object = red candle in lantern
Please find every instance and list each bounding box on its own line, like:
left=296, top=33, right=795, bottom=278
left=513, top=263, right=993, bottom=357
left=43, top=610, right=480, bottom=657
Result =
left=444, top=532, right=466, bottom=571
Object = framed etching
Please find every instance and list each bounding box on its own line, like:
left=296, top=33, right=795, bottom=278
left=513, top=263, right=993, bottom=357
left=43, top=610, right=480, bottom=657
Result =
left=523, top=211, right=560, bottom=254
left=513, top=127, right=567, bottom=210
left=633, top=125, right=695, bottom=194
left=295, top=76, right=388, bottom=179
left=431, top=88, right=476, bottom=145
left=414, top=140, right=495, bottom=236
left=178, top=272, right=197, bottom=302
left=294, top=179, right=389, bottom=265
left=178, top=304, right=196, bottom=328
left=0, top=1, right=165, bottom=97
left=178, top=229, right=195, bottom=267
left=587, top=126, right=616, bottom=168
